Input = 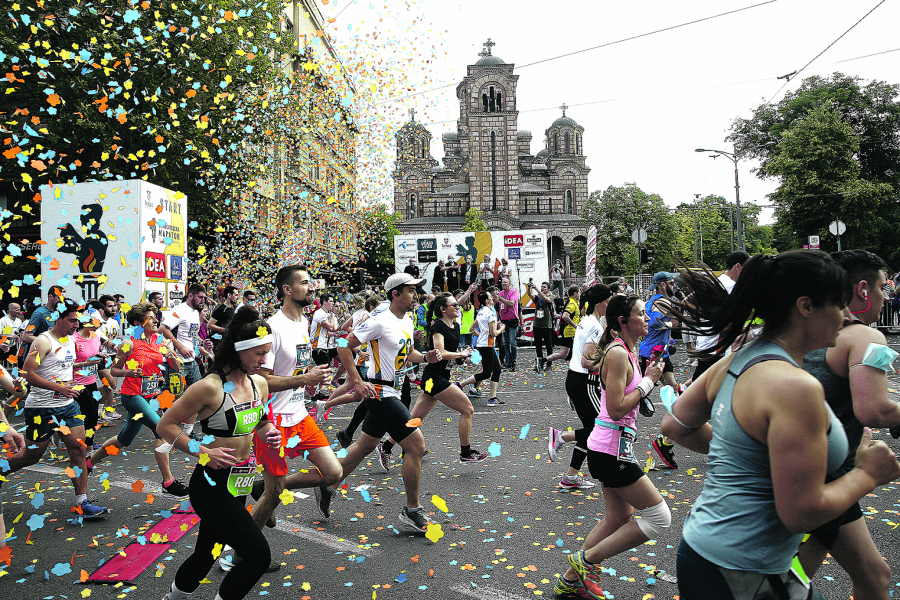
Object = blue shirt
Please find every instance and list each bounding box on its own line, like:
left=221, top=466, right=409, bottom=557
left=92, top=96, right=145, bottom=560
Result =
left=20, top=305, right=54, bottom=358
left=638, top=294, right=672, bottom=358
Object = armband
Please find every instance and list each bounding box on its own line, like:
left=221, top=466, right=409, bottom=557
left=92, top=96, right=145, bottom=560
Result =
left=853, top=343, right=899, bottom=373
left=637, top=377, right=654, bottom=398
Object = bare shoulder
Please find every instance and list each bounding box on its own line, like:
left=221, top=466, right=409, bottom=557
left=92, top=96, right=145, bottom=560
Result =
left=841, top=321, right=886, bottom=347
left=250, top=373, right=269, bottom=397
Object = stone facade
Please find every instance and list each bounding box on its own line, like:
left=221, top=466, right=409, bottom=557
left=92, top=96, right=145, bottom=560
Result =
left=392, top=40, right=591, bottom=267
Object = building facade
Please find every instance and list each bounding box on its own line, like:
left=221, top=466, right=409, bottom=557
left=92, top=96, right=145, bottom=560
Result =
left=392, top=39, right=590, bottom=270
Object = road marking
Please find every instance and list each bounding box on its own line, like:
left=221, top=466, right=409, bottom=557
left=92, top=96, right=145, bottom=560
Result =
left=274, top=519, right=378, bottom=556
left=450, top=583, right=532, bottom=600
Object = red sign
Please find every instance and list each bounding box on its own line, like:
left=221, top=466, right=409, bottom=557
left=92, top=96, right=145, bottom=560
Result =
left=504, top=234, right=523, bottom=247
left=145, top=252, right=166, bottom=278
left=519, top=313, right=535, bottom=338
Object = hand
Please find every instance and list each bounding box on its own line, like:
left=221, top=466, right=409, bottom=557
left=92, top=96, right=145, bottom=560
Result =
left=414, top=329, right=424, bottom=340
left=12, top=377, right=28, bottom=394
left=304, top=365, right=332, bottom=386
left=461, top=348, right=472, bottom=358
left=425, top=349, right=442, bottom=363
left=644, top=358, right=664, bottom=383
left=203, top=339, right=214, bottom=352
left=203, top=446, right=238, bottom=469
left=355, top=381, right=377, bottom=398
left=855, top=428, right=900, bottom=486
left=175, top=341, right=194, bottom=359
left=56, top=381, right=79, bottom=398
left=127, top=368, right=143, bottom=378
left=359, top=351, right=370, bottom=361
left=262, top=425, right=282, bottom=449
left=2, top=428, right=26, bottom=454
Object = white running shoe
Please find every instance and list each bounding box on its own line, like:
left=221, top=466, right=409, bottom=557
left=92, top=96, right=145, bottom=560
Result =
left=558, top=473, right=596, bottom=490
left=547, top=427, right=563, bottom=461
left=313, top=399, right=327, bottom=423
left=375, top=442, right=392, bottom=472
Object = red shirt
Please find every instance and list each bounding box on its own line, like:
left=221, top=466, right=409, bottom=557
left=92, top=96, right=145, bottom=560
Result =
left=120, top=334, right=167, bottom=398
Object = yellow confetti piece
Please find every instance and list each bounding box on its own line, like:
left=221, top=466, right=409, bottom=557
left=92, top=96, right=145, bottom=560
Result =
left=125, top=358, right=139, bottom=370
left=81, top=589, right=91, bottom=598
left=279, top=488, right=295, bottom=505
left=256, top=326, right=268, bottom=338
left=198, top=453, right=210, bottom=466
left=211, top=543, right=223, bottom=559
left=301, top=582, right=311, bottom=591
left=425, top=523, right=444, bottom=543
left=431, top=494, right=448, bottom=513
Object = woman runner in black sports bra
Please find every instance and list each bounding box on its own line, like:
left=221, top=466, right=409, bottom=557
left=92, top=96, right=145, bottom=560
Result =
left=158, top=306, right=282, bottom=600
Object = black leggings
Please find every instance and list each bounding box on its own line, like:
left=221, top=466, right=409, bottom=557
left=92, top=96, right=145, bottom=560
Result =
left=173, top=464, right=270, bottom=600
left=74, top=382, right=99, bottom=446
left=565, top=370, right=602, bottom=472
left=534, top=328, right=554, bottom=359
left=474, top=347, right=502, bottom=384
left=345, top=376, right=412, bottom=438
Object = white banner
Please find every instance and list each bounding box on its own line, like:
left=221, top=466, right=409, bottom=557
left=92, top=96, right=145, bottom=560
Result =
left=585, top=225, right=597, bottom=286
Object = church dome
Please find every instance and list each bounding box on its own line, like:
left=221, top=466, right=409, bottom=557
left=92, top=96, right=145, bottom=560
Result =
left=551, top=115, right=578, bottom=128
left=400, top=120, right=429, bottom=133
left=517, top=130, right=532, bottom=138
left=475, top=54, right=505, bottom=66
left=536, top=149, right=549, bottom=158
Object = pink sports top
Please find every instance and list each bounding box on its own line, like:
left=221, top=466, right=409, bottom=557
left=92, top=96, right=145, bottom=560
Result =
left=587, top=339, right=642, bottom=456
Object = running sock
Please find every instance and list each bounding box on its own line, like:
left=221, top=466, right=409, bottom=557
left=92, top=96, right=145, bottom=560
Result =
left=75, top=494, right=87, bottom=505
left=659, top=436, right=673, bottom=446
left=85, top=458, right=93, bottom=471
left=167, top=582, right=192, bottom=600
left=561, top=575, right=580, bottom=585
left=461, top=444, right=470, bottom=455
left=381, top=441, right=395, bottom=454
left=181, top=423, right=194, bottom=435
left=163, top=478, right=175, bottom=487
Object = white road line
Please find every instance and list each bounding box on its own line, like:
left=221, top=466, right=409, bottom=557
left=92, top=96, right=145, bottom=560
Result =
left=450, top=583, right=532, bottom=600
left=274, top=519, right=378, bottom=556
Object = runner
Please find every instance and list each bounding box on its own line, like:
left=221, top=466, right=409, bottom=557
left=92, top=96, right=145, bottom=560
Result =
left=548, top=283, right=612, bottom=491
left=159, top=306, right=282, bottom=600
left=797, top=249, right=900, bottom=599
left=17, top=286, right=63, bottom=365
left=458, top=291, right=505, bottom=406
left=525, top=280, right=555, bottom=372
left=558, top=294, right=668, bottom=600
left=4, top=299, right=108, bottom=518
left=93, top=295, right=122, bottom=422
left=497, top=277, right=520, bottom=371
left=87, top=302, right=188, bottom=498
left=0, top=303, right=23, bottom=369
left=409, top=292, right=485, bottom=463
left=661, top=251, right=900, bottom=600
left=0, top=367, right=28, bottom=555
left=72, top=314, right=108, bottom=450
left=248, top=266, right=340, bottom=532
left=315, top=272, right=442, bottom=531
left=544, top=285, right=581, bottom=370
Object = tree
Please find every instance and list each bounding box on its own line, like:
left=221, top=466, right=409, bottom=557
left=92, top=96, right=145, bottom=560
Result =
left=570, top=240, right=587, bottom=276
left=728, top=72, right=900, bottom=262
left=582, top=185, right=679, bottom=276
left=463, top=207, right=486, bottom=232
left=764, top=105, right=893, bottom=254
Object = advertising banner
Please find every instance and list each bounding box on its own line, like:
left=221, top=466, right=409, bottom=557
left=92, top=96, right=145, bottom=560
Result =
left=41, top=180, right=188, bottom=309
left=585, top=225, right=597, bottom=286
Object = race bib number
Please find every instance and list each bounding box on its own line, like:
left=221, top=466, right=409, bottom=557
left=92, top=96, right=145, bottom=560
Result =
left=536, top=309, right=545, bottom=319
left=394, top=365, right=415, bottom=388
left=84, top=364, right=98, bottom=378
left=141, top=375, right=161, bottom=397
left=232, top=400, right=263, bottom=436
left=292, top=343, right=311, bottom=377
left=226, top=463, right=257, bottom=497
left=617, top=430, right=637, bottom=464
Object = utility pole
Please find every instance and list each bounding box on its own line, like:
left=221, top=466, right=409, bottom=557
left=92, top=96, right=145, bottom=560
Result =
left=693, top=193, right=700, bottom=266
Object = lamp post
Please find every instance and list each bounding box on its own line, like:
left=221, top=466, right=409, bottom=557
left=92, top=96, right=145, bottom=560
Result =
left=695, top=148, right=743, bottom=252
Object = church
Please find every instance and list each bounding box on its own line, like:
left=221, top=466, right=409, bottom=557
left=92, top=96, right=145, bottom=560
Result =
left=392, top=39, right=591, bottom=270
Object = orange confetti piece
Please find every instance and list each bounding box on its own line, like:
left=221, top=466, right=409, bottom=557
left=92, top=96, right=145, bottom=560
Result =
left=80, top=568, right=89, bottom=582
left=64, top=467, right=76, bottom=478
left=49, top=258, right=60, bottom=271
left=106, top=445, right=120, bottom=456
left=158, top=390, right=175, bottom=409
left=428, top=568, right=434, bottom=577
left=58, top=425, right=71, bottom=436
left=410, top=555, right=419, bottom=563
left=405, top=418, right=422, bottom=427
left=0, top=544, right=11, bottom=566
left=132, top=480, right=144, bottom=493
left=145, top=494, right=155, bottom=504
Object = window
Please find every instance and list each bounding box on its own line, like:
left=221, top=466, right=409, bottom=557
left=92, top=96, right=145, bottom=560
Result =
left=421, top=137, right=426, bottom=158
left=409, top=193, right=418, bottom=218
left=553, top=134, right=558, bottom=154
left=481, top=86, right=503, bottom=112
left=566, top=190, right=574, bottom=214
left=576, top=134, right=581, bottom=155
left=564, top=132, right=570, bottom=154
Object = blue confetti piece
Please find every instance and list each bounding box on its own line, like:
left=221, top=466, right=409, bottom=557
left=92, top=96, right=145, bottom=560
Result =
left=51, top=563, right=72, bottom=577
left=336, top=448, right=348, bottom=458
left=137, top=535, right=147, bottom=545
left=203, top=470, right=216, bottom=486
left=647, top=577, right=657, bottom=585
left=179, top=499, right=191, bottom=511
left=360, top=488, right=371, bottom=502
left=488, top=442, right=501, bottom=457
left=223, top=381, right=236, bottom=394
left=92, top=391, right=103, bottom=401
left=0, top=458, right=8, bottom=471
left=24, top=565, right=35, bottom=573
left=519, top=424, right=530, bottom=439
left=26, top=514, right=46, bottom=530
left=202, top=435, right=215, bottom=445
left=337, top=338, right=349, bottom=348
left=188, top=221, right=198, bottom=229
left=470, top=349, right=482, bottom=365
left=132, top=325, right=144, bottom=339
left=556, top=538, right=564, bottom=547
left=286, top=434, right=301, bottom=449
left=188, top=439, right=201, bottom=453
left=31, top=492, right=45, bottom=509
left=395, top=572, right=407, bottom=583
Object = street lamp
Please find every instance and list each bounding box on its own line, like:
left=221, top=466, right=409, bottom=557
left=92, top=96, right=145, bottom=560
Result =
left=695, top=148, right=744, bottom=252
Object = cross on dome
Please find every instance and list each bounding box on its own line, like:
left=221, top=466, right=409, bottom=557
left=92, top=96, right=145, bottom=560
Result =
left=409, top=108, right=416, bottom=122
left=480, top=38, right=496, bottom=57
left=559, top=103, right=568, bottom=116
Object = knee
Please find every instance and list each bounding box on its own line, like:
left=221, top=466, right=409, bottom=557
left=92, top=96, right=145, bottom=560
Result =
left=401, top=435, right=426, bottom=458
left=67, top=442, right=86, bottom=461
left=636, top=500, right=671, bottom=539
left=320, top=461, right=343, bottom=486
left=861, top=559, right=891, bottom=592
left=460, top=402, right=474, bottom=418
left=241, top=537, right=272, bottom=575
left=266, top=476, right=286, bottom=497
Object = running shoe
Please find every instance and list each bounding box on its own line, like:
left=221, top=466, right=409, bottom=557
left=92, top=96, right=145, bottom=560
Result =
left=486, top=397, right=506, bottom=407
left=459, top=449, right=487, bottom=463
left=375, top=442, right=392, bottom=472
left=313, top=399, right=327, bottom=423
left=220, top=550, right=281, bottom=573
left=399, top=506, right=434, bottom=533
left=466, top=385, right=482, bottom=398
left=567, top=550, right=606, bottom=600
left=336, top=429, right=352, bottom=449
left=534, top=357, right=542, bottom=372
left=314, top=484, right=334, bottom=520
left=76, top=499, right=109, bottom=519
left=105, top=410, right=123, bottom=421
left=554, top=574, right=594, bottom=599
left=161, top=478, right=190, bottom=498
left=548, top=427, right=563, bottom=461
left=652, top=434, right=679, bottom=469
left=558, top=473, right=596, bottom=490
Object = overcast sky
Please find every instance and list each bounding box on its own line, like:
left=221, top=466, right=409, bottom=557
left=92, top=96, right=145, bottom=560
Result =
left=320, top=0, right=900, bottom=225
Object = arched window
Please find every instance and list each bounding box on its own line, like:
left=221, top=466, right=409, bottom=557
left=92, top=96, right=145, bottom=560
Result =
left=564, top=132, right=570, bottom=154
left=421, top=138, right=426, bottom=158
left=576, top=134, right=581, bottom=155
left=482, top=86, right=503, bottom=112
left=482, top=94, right=489, bottom=112
left=409, top=193, right=418, bottom=218
left=553, top=134, right=559, bottom=154
left=496, top=92, right=502, bottom=111
left=566, top=190, right=574, bottom=214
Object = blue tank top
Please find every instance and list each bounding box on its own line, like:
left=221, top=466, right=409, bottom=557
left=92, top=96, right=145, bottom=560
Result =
left=683, top=340, right=848, bottom=574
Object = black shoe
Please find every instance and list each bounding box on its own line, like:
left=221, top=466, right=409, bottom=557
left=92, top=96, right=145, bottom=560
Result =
left=223, top=553, right=282, bottom=573
left=250, top=480, right=276, bottom=528
left=161, top=478, right=190, bottom=498
left=652, top=435, right=679, bottom=469
left=399, top=506, right=434, bottom=533
left=336, top=429, right=352, bottom=449
left=314, top=485, right=334, bottom=520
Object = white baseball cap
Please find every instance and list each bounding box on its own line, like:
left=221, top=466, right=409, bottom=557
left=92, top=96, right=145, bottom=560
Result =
left=384, top=272, right=425, bottom=292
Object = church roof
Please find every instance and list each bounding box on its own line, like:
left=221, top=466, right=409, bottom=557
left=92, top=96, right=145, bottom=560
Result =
left=399, top=120, right=429, bottom=134
left=442, top=131, right=458, bottom=139
left=436, top=183, right=470, bottom=195
left=475, top=55, right=506, bottom=66
left=517, top=130, right=532, bottom=138
left=551, top=115, right=579, bottom=128
left=535, top=149, right=549, bottom=157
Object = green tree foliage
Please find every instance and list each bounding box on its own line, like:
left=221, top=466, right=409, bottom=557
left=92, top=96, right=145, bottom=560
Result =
left=728, top=72, right=900, bottom=262
left=569, top=240, right=586, bottom=276
left=763, top=105, right=893, bottom=255
left=582, top=185, right=678, bottom=276
left=357, top=204, right=401, bottom=266
left=0, top=0, right=293, bottom=243
left=463, top=207, right=486, bottom=232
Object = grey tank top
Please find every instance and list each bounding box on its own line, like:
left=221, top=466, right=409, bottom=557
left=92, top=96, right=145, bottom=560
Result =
left=802, top=322, right=866, bottom=477
left=683, top=340, right=848, bottom=574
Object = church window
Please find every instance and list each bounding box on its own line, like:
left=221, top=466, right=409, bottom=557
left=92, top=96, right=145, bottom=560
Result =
left=490, top=131, right=498, bottom=211
left=409, top=193, right=418, bottom=218
left=496, top=92, right=502, bottom=111
left=565, top=132, right=570, bottom=154
left=483, top=93, right=489, bottom=112
left=482, top=86, right=503, bottom=112
left=553, top=134, right=559, bottom=154
left=422, top=137, right=426, bottom=158
left=576, top=134, right=581, bottom=155
left=566, top=190, right=574, bottom=214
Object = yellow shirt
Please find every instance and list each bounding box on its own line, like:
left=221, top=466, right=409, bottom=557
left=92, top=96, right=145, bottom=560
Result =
left=563, top=298, right=580, bottom=338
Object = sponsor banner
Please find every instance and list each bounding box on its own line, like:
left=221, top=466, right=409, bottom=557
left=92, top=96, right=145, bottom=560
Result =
left=397, top=252, right=417, bottom=263
left=504, top=234, right=524, bottom=247
left=517, top=260, right=535, bottom=271
left=524, top=248, right=544, bottom=258
left=396, top=239, right=416, bottom=251
left=507, top=248, right=522, bottom=260
left=417, top=238, right=437, bottom=251
left=586, top=225, right=597, bottom=286
left=169, top=255, right=183, bottom=280
left=418, top=250, right=437, bottom=264
left=145, top=252, right=166, bottom=278
left=526, top=235, right=542, bottom=246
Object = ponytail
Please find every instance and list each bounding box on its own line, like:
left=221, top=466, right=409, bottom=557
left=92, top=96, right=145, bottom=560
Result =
left=588, top=294, right=640, bottom=363
left=211, top=305, right=272, bottom=375
left=583, top=283, right=612, bottom=317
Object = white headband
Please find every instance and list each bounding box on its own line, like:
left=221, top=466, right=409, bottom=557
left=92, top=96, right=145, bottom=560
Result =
left=234, top=335, right=273, bottom=351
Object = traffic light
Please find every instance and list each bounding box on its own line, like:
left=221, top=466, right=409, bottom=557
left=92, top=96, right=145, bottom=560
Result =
left=639, top=248, right=654, bottom=264
left=646, top=248, right=654, bottom=263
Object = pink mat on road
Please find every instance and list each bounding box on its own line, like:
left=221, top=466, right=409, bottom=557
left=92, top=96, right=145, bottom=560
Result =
left=143, top=512, right=200, bottom=544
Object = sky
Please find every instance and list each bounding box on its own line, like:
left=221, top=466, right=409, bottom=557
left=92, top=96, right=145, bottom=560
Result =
left=319, top=0, right=900, bottom=225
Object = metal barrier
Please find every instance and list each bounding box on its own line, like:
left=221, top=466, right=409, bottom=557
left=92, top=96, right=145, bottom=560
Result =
left=876, top=297, right=900, bottom=333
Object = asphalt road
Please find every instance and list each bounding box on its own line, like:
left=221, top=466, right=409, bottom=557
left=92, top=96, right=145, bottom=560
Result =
left=2, top=339, right=900, bottom=600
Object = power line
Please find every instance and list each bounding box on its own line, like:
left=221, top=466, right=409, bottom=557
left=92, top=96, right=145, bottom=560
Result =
left=381, top=0, right=777, bottom=105
left=766, top=0, right=888, bottom=104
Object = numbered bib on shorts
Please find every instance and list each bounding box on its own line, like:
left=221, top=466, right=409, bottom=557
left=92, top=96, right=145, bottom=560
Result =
left=617, top=429, right=638, bottom=464
left=288, top=343, right=312, bottom=404
left=536, top=309, right=545, bottom=319
left=85, top=364, right=98, bottom=378
left=394, top=365, right=415, bottom=388
left=232, top=400, right=263, bottom=436
left=226, top=463, right=257, bottom=497
left=141, top=375, right=161, bottom=397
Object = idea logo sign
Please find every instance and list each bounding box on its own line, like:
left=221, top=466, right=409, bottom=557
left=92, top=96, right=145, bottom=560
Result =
left=145, top=252, right=166, bottom=278
left=504, top=234, right=523, bottom=247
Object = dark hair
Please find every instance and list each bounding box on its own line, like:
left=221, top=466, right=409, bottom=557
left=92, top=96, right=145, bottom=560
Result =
left=48, top=285, right=64, bottom=299
left=426, top=292, right=453, bottom=328
left=243, top=290, right=256, bottom=299
left=583, top=284, right=612, bottom=316
left=274, top=265, right=307, bottom=301
left=98, top=294, right=116, bottom=306
left=148, top=291, right=163, bottom=302
left=567, top=285, right=580, bottom=297
left=223, top=285, right=237, bottom=297
left=608, top=283, right=620, bottom=294
left=126, top=302, right=159, bottom=328
left=319, top=292, right=334, bottom=304
left=114, top=294, right=125, bottom=301
left=188, top=283, right=206, bottom=296
left=210, top=305, right=272, bottom=375
left=486, top=286, right=498, bottom=294
left=477, top=291, right=490, bottom=306
left=726, top=251, right=750, bottom=270
left=57, top=299, right=82, bottom=320
left=831, top=249, right=887, bottom=287
left=672, top=250, right=850, bottom=357
left=594, top=294, right=642, bottom=352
